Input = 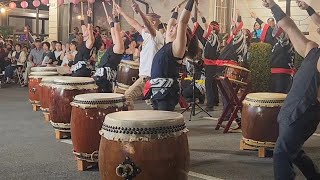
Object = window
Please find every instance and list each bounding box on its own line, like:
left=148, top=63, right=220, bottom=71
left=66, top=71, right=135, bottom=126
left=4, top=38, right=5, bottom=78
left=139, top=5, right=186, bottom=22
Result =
left=214, top=0, right=237, bottom=33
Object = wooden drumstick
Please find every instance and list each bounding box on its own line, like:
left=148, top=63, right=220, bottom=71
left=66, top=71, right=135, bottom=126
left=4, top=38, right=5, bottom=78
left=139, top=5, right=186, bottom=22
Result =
left=81, top=1, right=84, bottom=17
left=131, top=0, right=138, bottom=14
left=102, top=2, right=109, bottom=17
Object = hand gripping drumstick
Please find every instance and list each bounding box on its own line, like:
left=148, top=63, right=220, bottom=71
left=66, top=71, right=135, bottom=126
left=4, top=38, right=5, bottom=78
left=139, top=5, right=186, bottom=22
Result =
left=171, top=0, right=188, bottom=12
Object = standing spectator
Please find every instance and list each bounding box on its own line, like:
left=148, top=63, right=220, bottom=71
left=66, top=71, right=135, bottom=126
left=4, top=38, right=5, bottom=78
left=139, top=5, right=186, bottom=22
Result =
left=22, top=38, right=44, bottom=87
left=252, top=22, right=262, bottom=42
left=4, top=44, right=26, bottom=83
left=19, top=25, right=34, bottom=48
left=69, top=27, right=80, bottom=42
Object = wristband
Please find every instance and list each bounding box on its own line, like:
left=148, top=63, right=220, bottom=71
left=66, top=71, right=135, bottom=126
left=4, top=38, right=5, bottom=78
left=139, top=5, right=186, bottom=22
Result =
left=201, top=17, right=206, bottom=23
left=87, top=16, right=92, bottom=24
left=256, top=18, right=264, bottom=25
left=237, top=16, right=242, bottom=23
left=110, top=22, right=114, bottom=28
left=81, top=20, right=85, bottom=26
left=307, top=6, right=316, bottom=16
left=171, top=12, right=178, bottom=20
left=114, top=16, right=120, bottom=23
left=271, top=4, right=286, bottom=22
left=191, top=17, right=196, bottom=23
left=185, top=0, right=195, bottom=12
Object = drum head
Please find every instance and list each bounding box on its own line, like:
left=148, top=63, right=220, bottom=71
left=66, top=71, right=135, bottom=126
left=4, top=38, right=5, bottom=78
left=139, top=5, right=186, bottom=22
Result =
left=41, top=76, right=64, bottom=83
left=100, top=110, right=187, bottom=141
left=243, top=93, right=287, bottom=107
left=73, top=93, right=125, bottom=104
left=30, top=71, right=59, bottom=78
left=31, top=67, right=57, bottom=72
left=119, top=60, right=139, bottom=69
left=53, top=77, right=95, bottom=85
left=225, top=64, right=250, bottom=72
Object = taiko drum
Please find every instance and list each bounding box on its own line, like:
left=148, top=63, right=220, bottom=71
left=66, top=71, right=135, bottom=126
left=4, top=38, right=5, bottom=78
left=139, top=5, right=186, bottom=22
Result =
left=117, top=60, right=139, bottom=88
left=99, top=110, right=190, bottom=180
left=224, top=64, right=250, bottom=85
left=241, top=93, right=287, bottom=147
left=48, top=77, right=98, bottom=132
left=70, top=93, right=127, bottom=162
left=28, top=71, right=59, bottom=104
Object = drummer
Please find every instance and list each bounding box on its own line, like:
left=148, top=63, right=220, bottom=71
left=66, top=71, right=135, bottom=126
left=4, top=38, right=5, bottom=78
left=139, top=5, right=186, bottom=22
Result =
left=216, top=10, right=252, bottom=130
left=191, top=11, right=221, bottom=111
left=116, top=1, right=164, bottom=110
left=93, top=9, right=125, bottom=93
left=270, top=26, right=295, bottom=93
left=263, top=0, right=320, bottom=179
left=69, top=8, right=95, bottom=77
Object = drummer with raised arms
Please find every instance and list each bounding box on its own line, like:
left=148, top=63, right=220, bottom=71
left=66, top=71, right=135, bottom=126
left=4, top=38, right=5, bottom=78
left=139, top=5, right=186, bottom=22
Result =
left=69, top=8, right=95, bottom=77
left=150, top=0, right=199, bottom=111
left=262, top=0, right=320, bottom=179
left=93, top=5, right=125, bottom=93
left=116, top=0, right=164, bottom=110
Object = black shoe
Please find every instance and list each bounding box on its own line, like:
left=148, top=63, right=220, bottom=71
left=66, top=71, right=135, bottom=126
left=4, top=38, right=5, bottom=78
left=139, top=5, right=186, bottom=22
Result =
left=205, top=107, right=214, bottom=111
left=214, top=102, right=219, bottom=106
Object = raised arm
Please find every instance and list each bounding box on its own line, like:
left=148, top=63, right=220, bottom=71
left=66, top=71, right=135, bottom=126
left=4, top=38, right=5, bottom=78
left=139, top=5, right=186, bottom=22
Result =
left=198, top=10, right=208, bottom=30
left=296, top=0, right=320, bottom=27
left=263, top=0, right=318, bottom=57
left=250, top=12, right=267, bottom=27
left=112, top=16, right=125, bottom=54
left=172, top=0, right=195, bottom=58
left=86, top=9, right=95, bottom=49
left=167, top=7, right=179, bottom=38
left=115, top=4, right=143, bottom=34
left=107, top=16, right=116, bottom=43
left=132, top=2, right=156, bottom=37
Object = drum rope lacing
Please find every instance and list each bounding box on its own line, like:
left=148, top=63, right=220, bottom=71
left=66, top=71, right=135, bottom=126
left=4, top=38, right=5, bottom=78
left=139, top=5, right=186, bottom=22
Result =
left=73, top=98, right=126, bottom=105
left=53, top=82, right=95, bottom=86
left=244, top=98, right=285, bottom=104
left=73, top=150, right=98, bottom=162
left=50, top=121, right=71, bottom=132
left=242, top=137, right=275, bottom=148
left=101, top=123, right=186, bottom=135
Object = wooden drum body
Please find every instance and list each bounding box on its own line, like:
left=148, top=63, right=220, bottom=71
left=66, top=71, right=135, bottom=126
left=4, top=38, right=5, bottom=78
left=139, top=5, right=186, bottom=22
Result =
left=224, top=64, right=250, bottom=85
left=48, top=77, right=98, bottom=132
left=28, top=72, right=59, bottom=104
left=39, top=76, right=62, bottom=112
left=241, top=93, right=287, bottom=147
left=70, top=93, right=127, bottom=162
left=99, top=110, right=190, bottom=180
left=117, top=60, right=139, bottom=88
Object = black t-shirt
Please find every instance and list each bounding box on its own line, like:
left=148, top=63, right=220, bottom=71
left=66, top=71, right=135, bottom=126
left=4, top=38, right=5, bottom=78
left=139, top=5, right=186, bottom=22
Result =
left=98, top=45, right=123, bottom=70
left=151, top=42, right=181, bottom=79
left=74, top=42, right=92, bottom=63
left=219, top=31, right=248, bottom=62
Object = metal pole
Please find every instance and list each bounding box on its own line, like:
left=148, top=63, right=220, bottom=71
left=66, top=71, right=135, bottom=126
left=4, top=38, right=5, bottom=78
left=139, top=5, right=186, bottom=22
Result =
left=36, top=8, right=39, bottom=37
left=286, top=0, right=291, bottom=16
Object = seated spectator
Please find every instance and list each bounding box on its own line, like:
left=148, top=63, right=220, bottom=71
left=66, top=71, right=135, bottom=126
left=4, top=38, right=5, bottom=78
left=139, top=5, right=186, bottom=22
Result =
left=0, top=40, right=8, bottom=72
left=69, top=27, right=80, bottom=42
left=41, top=42, right=52, bottom=65
left=122, top=40, right=140, bottom=61
left=50, top=40, right=57, bottom=51
left=61, top=41, right=78, bottom=67
left=4, top=44, right=26, bottom=83
left=53, top=41, right=64, bottom=66
left=101, top=31, right=113, bottom=50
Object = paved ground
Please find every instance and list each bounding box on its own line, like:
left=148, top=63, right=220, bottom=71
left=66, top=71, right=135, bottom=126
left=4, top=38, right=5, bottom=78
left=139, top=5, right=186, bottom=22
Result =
left=0, top=86, right=320, bottom=180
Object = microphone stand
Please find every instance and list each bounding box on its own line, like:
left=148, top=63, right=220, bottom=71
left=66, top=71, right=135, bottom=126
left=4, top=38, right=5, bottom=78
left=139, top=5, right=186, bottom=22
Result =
left=181, top=58, right=212, bottom=121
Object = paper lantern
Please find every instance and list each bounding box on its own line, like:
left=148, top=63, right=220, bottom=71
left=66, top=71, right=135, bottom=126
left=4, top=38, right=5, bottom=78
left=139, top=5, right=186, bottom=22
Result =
left=58, top=0, right=64, bottom=6
left=20, top=1, right=28, bottom=9
left=9, top=2, right=16, bottom=9
left=33, top=0, right=41, bottom=7
left=71, top=0, right=80, bottom=4
left=88, top=0, right=95, bottom=4
left=41, top=0, right=49, bottom=5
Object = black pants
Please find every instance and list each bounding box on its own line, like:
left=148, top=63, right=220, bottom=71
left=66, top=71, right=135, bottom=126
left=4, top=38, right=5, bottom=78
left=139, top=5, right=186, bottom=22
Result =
left=274, top=105, right=320, bottom=180
left=181, top=80, right=204, bottom=103
left=271, top=73, right=292, bottom=93
left=152, top=96, right=179, bottom=111
left=94, top=76, right=113, bottom=93
left=72, top=67, right=92, bottom=77
left=205, top=65, right=219, bottom=108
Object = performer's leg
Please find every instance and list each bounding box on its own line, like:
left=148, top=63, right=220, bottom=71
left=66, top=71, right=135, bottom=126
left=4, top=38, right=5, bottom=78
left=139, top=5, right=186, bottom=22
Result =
left=212, top=79, right=219, bottom=105
left=154, top=96, right=178, bottom=111
left=271, top=74, right=292, bottom=93
left=205, top=66, right=215, bottom=110
left=125, top=76, right=148, bottom=110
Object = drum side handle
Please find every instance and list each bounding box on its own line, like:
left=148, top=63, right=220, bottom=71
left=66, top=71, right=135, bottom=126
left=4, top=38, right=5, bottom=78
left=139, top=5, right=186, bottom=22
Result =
left=131, top=77, right=137, bottom=82
left=115, top=156, right=141, bottom=179
left=30, top=88, right=37, bottom=94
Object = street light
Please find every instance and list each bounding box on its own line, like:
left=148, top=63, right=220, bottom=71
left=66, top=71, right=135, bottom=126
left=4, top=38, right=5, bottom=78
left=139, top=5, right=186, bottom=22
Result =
left=0, top=8, right=6, bottom=14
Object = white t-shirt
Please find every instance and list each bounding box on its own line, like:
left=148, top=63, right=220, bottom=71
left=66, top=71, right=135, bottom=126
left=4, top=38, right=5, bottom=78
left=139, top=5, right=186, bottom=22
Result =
left=61, top=51, right=77, bottom=67
left=139, top=29, right=164, bottom=77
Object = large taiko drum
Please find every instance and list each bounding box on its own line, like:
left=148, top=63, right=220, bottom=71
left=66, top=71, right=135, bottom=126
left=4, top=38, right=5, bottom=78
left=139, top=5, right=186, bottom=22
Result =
left=48, top=77, right=98, bottom=132
left=28, top=71, right=59, bottom=104
left=31, top=66, right=57, bottom=72
left=241, top=93, right=287, bottom=147
left=99, top=110, right=190, bottom=180
left=224, top=64, right=250, bottom=85
left=70, top=93, right=127, bottom=163
left=117, top=60, right=139, bottom=89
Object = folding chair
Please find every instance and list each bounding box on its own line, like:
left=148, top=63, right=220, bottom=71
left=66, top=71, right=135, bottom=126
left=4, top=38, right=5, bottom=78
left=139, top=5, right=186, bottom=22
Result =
left=15, top=65, right=25, bottom=86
